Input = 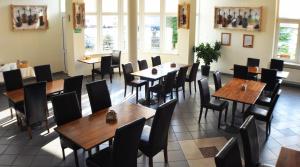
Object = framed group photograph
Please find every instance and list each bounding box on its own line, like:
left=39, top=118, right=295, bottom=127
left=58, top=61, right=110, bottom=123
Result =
left=243, top=34, right=254, bottom=48
left=73, top=3, right=85, bottom=31
left=178, top=3, right=190, bottom=29
left=11, top=5, right=48, bottom=31
left=221, top=33, right=231, bottom=46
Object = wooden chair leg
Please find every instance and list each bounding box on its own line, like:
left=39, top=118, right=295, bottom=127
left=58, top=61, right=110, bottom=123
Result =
left=164, top=146, right=168, bottom=163
left=118, top=66, right=121, bottom=76
left=74, top=150, right=79, bottom=167
left=194, top=80, right=197, bottom=93
left=218, top=111, right=222, bottom=129
left=61, top=147, right=66, bottom=160
left=27, top=127, right=32, bottom=139
left=131, top=86, right=134, bottom=94
left=198, top=107, right=204, bottom=123
left=189, top=82, right=192, bottom=95
left=149, top=157, right=153, bottom=167
left=124, top=85, right=127, bottom=97
left=110, top=74, right=112, bottom=83
left=182, top=86, right=186, bottom=99
left=45, top=120, right=50, bottom=134
left=136, top=87, right=139, bottom=103
left=224, top=106, right=228, bottom=123
left=10, top=108, right=13, bottom=119
left=204, top=108, right=208, bottom=118
left=176, top=88, right=179, bottom=99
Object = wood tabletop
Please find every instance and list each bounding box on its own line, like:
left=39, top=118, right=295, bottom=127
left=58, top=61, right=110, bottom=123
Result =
left=230, top=66, right=290, bottom=79
left=131, top=62, right=189, bottom=80
left=77, top=57, right=101, bottom=64
left=3, top=79, right=64, bottom=103
left=55, top=102, right=156, bottom=150
left=276, top=147, right=300, bottom=167
left=212, top=78, right=266, bottom=104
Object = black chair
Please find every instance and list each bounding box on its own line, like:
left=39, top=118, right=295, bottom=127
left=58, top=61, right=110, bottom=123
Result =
left=92, top=56, right=113, bottom=83
left=86, top=118, right=146, bottom=167
left=233, top=64, right=248, bottom=80
left=111, top=50, right=121, bottom=76
left=270, top=59, right=284, bottom=71
left=261, top=68, right=278, bottom=92
left=247, top=58, right=260, bottom=67
left=16, top=82, right=49, bottom=139
left=139, top=99, right=177, bottom=167
left=138, top=59, right=148, bottom=70
left=213, top=71, right=222, bottom=91
left=3, top=69, right=23, bottom=118
left=122, top=63, right=147, bottom=103
left=185, top=62, right=200, bottom=95
left=51, top=92, right=82, bottom=167
left=174, top=66, right=188, bottom=100
left=34, top=64, right=53, bottom=82
left=86, top=80, right=112, bottom=113
left=149, top=71, right=176, bottom=103
left=198, top=78, right=228, bottom=128
left=151, top=56, right=161, bottom=67
left=63, top=75, right=83, bottom=109
left=215, top=137, right=243, bottom=167
left=256, top=83, right=280, bottom=107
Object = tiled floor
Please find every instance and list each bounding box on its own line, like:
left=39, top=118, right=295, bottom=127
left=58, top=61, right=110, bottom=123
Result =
left=0, top=72, right=300, bottom=167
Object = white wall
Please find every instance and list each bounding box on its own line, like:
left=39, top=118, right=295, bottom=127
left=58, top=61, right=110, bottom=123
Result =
left=0, top=0, right=64, bottom=73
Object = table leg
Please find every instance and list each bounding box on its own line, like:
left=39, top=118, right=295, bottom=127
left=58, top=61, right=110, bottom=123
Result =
left=231, top=101, right=237, bottom=126
left=92, top=63, right=95, bottom=81
left=88, top=150, right=92, bottom=157
left=145, top=82, right=150, bottom=105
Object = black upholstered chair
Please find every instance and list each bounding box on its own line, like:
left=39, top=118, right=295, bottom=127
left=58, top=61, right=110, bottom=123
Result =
left=16, top=82, right=49, bottom=139
left=86, top=80, right=112, bottom=113
left=3, top=69, right=23, bottom=118
left=151, top=56, right=161, bottom=67
left=139, top=99, right=177, bottom=167
left=185, top=62, right=200, bottom=95
left=92, top=56, right=113, bottom=83
left=51, top=92, right=82, bottom=167
left=34, top=64, right=53, bottom=82
left=122, top=63, right=147, bottom=103
left=233, top=64, right=248, bottom=80
left=198, top=78, right=228, bottom=128
left=247, top=58, right=260, bottom=67
left=215, top=137, right=243, bottom=167
left=213, top=71, right=222, bottom=91
left=63, top=75, right=83, bottom=109
left=111, top=50, right=121, bottom=76
left=86, top=118, right=146, bottom=167
left=270, top=59, right=284, bottom=71
left=256, top=83, right=280, bottom=107
left=174, top=66, right=188, bottom=100
left=138, top=59, right=148, bottom=70
left=261, top=68, right=278, bottom=92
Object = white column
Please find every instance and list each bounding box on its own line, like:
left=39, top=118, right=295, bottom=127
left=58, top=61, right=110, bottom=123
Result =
left=128, top=0, right=138, bottom=70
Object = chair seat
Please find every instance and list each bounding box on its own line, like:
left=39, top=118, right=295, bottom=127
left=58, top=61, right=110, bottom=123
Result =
left=86, top=146, right=112, bottom=167
left=130, top=79, right=147, bottom=86
left=206, top=99, right=229, bottom=111
left=246, top=105, right=268, bottom=121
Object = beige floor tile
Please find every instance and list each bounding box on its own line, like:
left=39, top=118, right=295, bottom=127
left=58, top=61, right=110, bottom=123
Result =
left=194, top=137, right=227, bottom=148
left=188, top=158, right=216, bottom=167
left=179, top=140, right=203, bottom=160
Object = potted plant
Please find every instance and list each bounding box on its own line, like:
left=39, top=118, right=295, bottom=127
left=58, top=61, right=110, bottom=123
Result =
left=193, top=41, right=222, bottom=77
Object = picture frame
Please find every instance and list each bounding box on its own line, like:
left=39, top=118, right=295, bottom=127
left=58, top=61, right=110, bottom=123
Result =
left=73, top=3, right=85, bottom=31
left=178, top=3, right=190, bottom=29
left=243, top=34, right=254, bottom=48
left=221, top=33, right=231, bottom=46
left=10, top=5, right=48, bottom=31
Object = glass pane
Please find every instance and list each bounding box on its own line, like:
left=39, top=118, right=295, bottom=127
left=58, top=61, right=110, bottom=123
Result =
left=61, top=0, right=66, bottom=13
left=276, top=23, right=299, bottom=60
left=124, top=0, right=128, bottom=13
left=165, top=16, right=178, bottom=51
left=85, top=0, right=97, bottom=13
left=144, top=16, right=160, bottom=50
left=144, top=0, right=160, bottom=13
left=102, top=16, right=118, bottom=51
left=102, top=0, right=118, bottom=13
left=85, top=15, right=97, bottom=53
left=165, top=0, right=178, bottom=13
left=279, top=0, right=300, bottom=19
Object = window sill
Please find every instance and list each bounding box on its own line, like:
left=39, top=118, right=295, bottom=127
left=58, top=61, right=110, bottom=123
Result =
left=284, top=62, right=300, bottom=70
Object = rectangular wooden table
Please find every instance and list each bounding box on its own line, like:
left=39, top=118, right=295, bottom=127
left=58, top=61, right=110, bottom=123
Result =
left=212, top=78, right=266, bottom=126
left=276, top=147, right=300, bottom=167
left=55, top=102, right=156, bottom=151
left=78, top=57, right=101, bottom=81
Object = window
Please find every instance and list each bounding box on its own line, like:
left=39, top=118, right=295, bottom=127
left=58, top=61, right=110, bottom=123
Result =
left=275, top=0, right=300, bottom=62
left=84, top=0, right=98, bottom=54
left=102, top=16, right=118, bottom=50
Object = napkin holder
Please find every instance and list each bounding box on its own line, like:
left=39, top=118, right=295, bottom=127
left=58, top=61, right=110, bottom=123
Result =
left=106, top=110, right=117, bottom=123
left=170, top=63, right=176, bottom=68
left=241, top=84, right=247, bottom=91
left=152, top=68, right=158, bottom=74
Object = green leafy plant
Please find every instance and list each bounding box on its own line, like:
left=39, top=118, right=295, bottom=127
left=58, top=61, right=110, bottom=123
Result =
left=193, top=41, right=222, bottom=66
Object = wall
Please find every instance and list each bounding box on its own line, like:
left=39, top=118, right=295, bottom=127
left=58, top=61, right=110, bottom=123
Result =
left=0, top=0, right=64, bottom=73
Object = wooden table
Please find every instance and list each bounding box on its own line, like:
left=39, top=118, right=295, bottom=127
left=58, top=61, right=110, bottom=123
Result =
left=3, top=79, right=64, bottom=103
left=212, top=78, right=266, bottom=126
left=78, top=57, right=101, bottom=81
left=276, top=147, right=300, bottom=167
left=55, top=102, right=156, bottom=151
left=230, top=67, right=290, bottom=79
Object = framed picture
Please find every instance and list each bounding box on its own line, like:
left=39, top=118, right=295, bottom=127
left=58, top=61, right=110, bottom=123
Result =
left=178, top=3, right=190, bottom=29
left=214, top=7, right=262, bottom=31
left=221, top=33, right=231, bottom=46
left=243, top=34, right=254, bottom=48
left=10, top=5, right=48, bottom=31
left=73, top=3, right=85, bottom=31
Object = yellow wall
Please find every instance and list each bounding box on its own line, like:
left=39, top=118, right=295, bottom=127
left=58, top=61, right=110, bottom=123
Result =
left=0, top=0, right=63, bottom=72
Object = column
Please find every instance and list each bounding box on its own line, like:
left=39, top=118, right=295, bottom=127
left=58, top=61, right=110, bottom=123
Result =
left=128, top=0, right=138, bottom=70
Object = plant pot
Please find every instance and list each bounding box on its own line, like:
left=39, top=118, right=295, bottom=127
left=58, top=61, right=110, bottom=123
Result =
left=201, top=65, right=210, bottom=77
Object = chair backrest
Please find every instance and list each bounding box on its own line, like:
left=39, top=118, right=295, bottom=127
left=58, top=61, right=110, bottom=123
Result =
left=149, top=99, right=177, bottom=154
left=247, top=58, right=260, bottom=67
left=267, top=91, right=280, bottom=120
left=112, top=118, right=146, bottom=167
left=86, top=80, right=112, bottom=113
left=111, top=50, right=121, bottom=65
left=164, top=71, right=177, bottom=94
left=151, top=56, right=161, bottom=67
left=213, top=71, right=222, bottom=91
left=34, top=64, right=53, bottom=82
left=101, top=56, right=112, bottom=74
left=138, top=59, right=148, bottom=71
left=215, top=137, right=243, bottom=167
left=3, top=69, right=23, bottom=91
left=188, top=62, right=200, bottom=81
left=233, top=64, right=248, bottom=80
left=240, top=115, right=260, bottom=167
left=63, top=75, right=83, bottom=109
left=122, top=63, right=135, bottom=83
left=51, top=92, right=82, bottom=126
left=24, top=82, right=47, bottom=126
left=261, top=68, right=277, bottom=92
left=198, top=78, right=211, bottom=105
left=176, top=66, right=189, bottom=86
left=270, top=59, right=284, bottom=71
